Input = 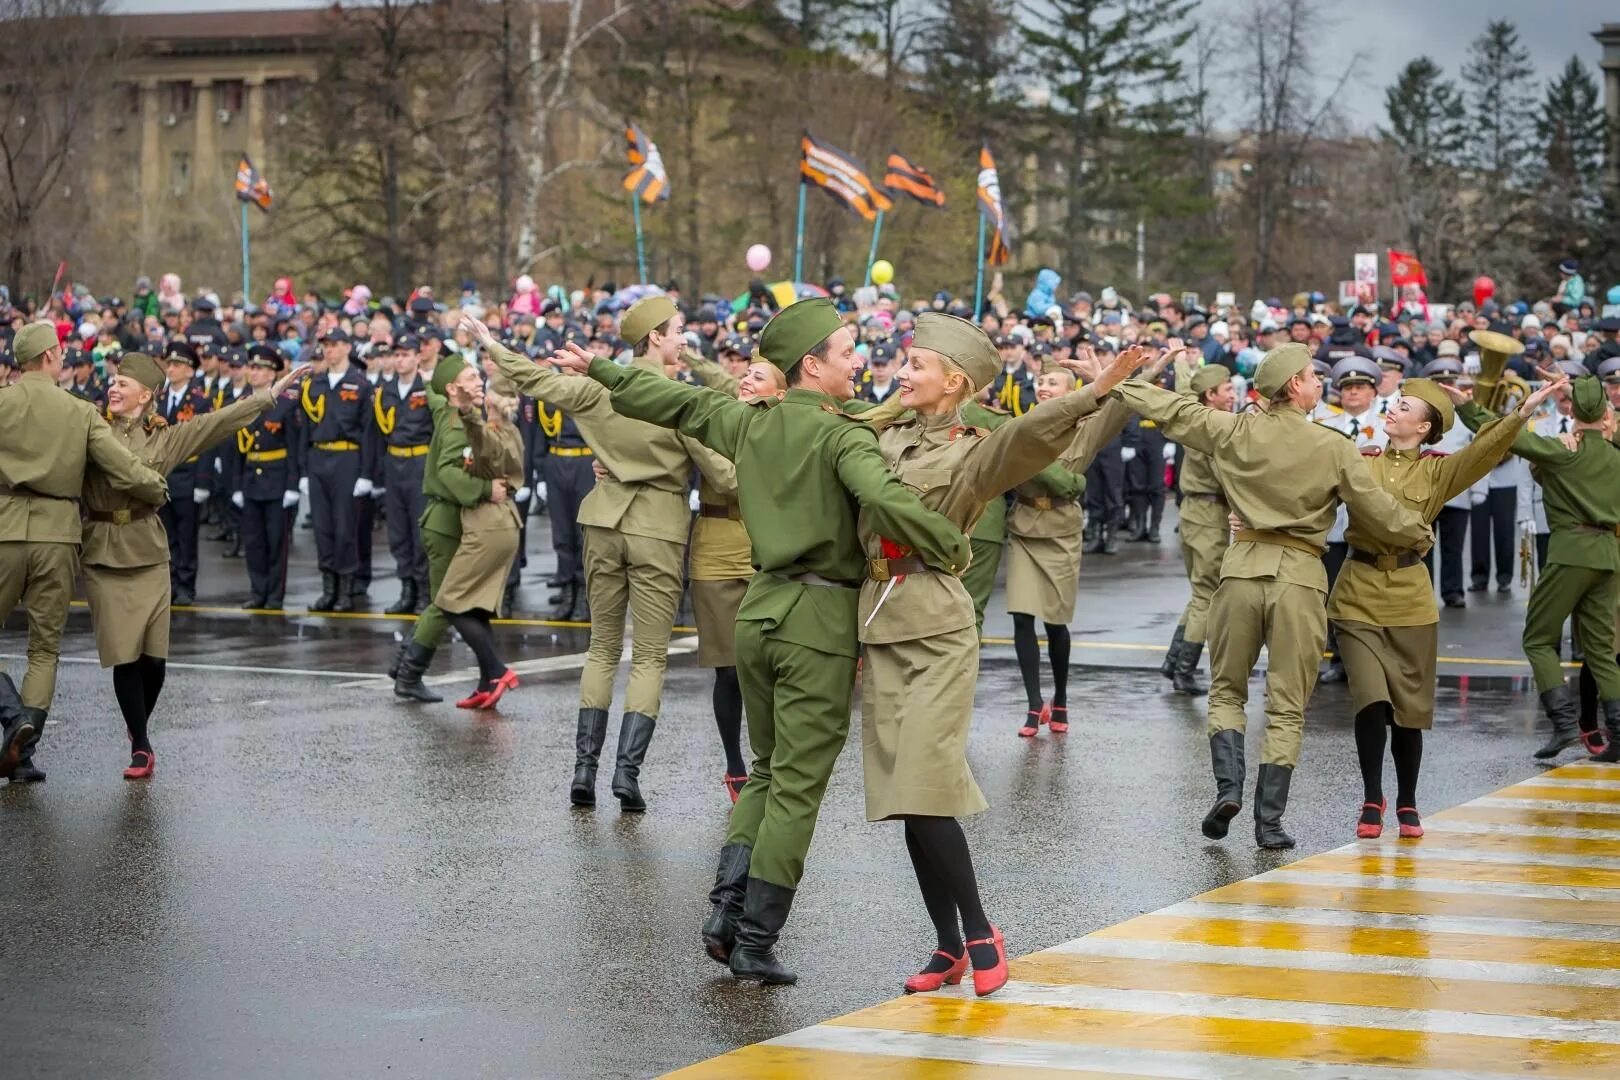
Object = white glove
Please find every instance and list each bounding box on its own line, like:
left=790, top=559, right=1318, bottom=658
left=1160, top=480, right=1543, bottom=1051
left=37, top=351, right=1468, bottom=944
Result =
left=231, top=491, right=245, bottom=509
left=371, top=486, right=385, bottom=499
left=1162, top=442, right=1177, bottom=463
left=353, top=478, right=374, bottom=498
left=1471, top=491, right=1485, bottom=507
left=537, top=482, right=547, bottom=502
left=214, top=459, right=224, bottom=475
left=282, top=490, right=301, bottom=509
left=688, top=489, right=701, bottom=513
left=298, top=477, right=309, bottom=496
left=1120, top=447, right=1137, bottom=463
left=515, top=486, right=531, bottom=504
left=192, top=487, right=210, bottom=505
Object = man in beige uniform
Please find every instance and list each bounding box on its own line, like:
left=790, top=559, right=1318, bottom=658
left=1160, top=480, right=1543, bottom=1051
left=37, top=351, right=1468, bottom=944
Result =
left=1113, top=343, right=1432, bottom=848
left=1163, top=363, right=1235, bottom=696
left=0, top=323, right=170, bottom=778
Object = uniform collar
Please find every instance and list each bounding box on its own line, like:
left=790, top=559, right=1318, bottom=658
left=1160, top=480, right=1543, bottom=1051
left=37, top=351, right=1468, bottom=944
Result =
left=783, top=387, right=837, bottom=408
left=1385, top=444, right=1421, bottom=460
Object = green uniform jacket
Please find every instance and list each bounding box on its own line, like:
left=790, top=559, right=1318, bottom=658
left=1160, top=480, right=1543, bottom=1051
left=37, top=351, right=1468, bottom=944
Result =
left=1005, top=399, right=1128, bottom=541
left=960, top=403, right=1010, bottom=544
left=422, top=390, right=491, bottom=535
left=585, top=358, right=971, bottom=658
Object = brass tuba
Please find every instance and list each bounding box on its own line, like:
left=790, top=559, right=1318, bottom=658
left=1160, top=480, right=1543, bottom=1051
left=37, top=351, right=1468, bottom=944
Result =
left=1468, top=329, right=1531, bottom=414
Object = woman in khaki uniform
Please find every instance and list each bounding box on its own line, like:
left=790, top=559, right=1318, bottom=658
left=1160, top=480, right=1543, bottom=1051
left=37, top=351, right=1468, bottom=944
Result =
left=84, top=352, right=308, bottom=778
left=434, top=361, right=526, bottom=710
left=856, top=314, right=1151, bottom=998
left=1330, top=376, right=1554, bottom=839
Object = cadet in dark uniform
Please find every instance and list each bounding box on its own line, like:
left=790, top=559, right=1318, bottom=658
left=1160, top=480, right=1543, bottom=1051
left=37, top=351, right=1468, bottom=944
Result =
left=216, top=348, right=253, bottom=557
left=375, top=334, right=434, bottom=614
left=156, top=341, right=213, bottom=605
left=65, top=349, right=107, bottom=408
left=1082, top=342, right=1126, bottom=555
left=538, top=327, right=598, bottom=621
left=234, top=346, right=306, bottom=609
left=987, top=335, right=1036, bottom=416
left=351, top=346, right=384, bottom=603
left=301, top=327, right=378, bottom=612
left=1121, top=409, right=1168, bottom=542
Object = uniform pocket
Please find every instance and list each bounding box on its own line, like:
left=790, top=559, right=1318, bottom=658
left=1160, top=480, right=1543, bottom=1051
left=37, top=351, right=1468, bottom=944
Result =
left=901, top=468, right=953, bottom=495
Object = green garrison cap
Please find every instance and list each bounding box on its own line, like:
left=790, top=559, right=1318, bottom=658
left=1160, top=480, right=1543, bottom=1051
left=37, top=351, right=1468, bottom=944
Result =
left=913, top=311, right=999, bottom=392
left=1253, top=342, right=1312, bottom=398
left=1190, top=363, right=1232, bottom=397
left=13, top=323, right=58, bottom=366
left=1400, top=377, right=1454, bottom=434
left=1572, top=374, right=1608, bottom=423
left=430, top=354, right=469, bottom=396
left=120, top=352, right=165, bottom=392
left=620, top=295, right=678, bottom=347
left=758, top=298, right=842, bottom=374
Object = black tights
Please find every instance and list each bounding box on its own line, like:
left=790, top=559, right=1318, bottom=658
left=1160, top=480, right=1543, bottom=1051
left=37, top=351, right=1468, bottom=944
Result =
left=449, top=609, right=503, bottom=690
left=713, top=666, right=746, bottom=775
left=902, top=815, right=994, bottom=969
left=1353, top=702, right=1422, bottom=809
left=112, top=654, right=167, bottom=753
left=1012, top=613, right=1071, bottom=713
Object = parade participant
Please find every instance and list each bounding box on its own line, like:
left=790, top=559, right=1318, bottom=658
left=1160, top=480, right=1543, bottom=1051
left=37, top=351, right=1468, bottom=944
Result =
left=1417, top=356, right=1473, bottom=608
left=1163, top=363, right=1234, bottom=696
left=860, top=341, right=901, bottom=403
left=0, top=324, right=170, bottom=780
left=549, top=297, right=970, bottom=986
left=988, top=335, right=1035, bottom=416
left=155, top=341, right=214, bottom=606
left=302, top=327, right=378, bottom=613
left=82, top=354, right=310, bottom=778
left=234, top=346, right=305, bottom=610
left=432, top=367, right=525, bottom=709
left=374, top=335, right=434, bottom=614
left=1333, top=377, right=1551, bottom=838
left=1317, top=356, right=1389, bottom=684
left=215, top=348, right=253, bottom=557
left=958, top=393, right=1009, bottom=636
left=1455, top=376, right=1620, bottom=760
left=537, top=330, right=597, bottom=621
left=1121, top=400, right=1168, bottom=543
left=467, top=303, right=732, bottom=813
left=66, top=349, right=106, bottom=408
left=1112, top=343, right=1431, bottom=849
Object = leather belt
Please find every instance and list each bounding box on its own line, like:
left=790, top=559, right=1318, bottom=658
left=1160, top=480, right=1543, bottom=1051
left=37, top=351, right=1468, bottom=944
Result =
left=388, top=444, right=430, bottom=458
left=699, top=503, right=740, bottom=520
left=87, top=505, right=157, bottom=525
left=1015, top=495, right=1054, bottom=511
left=549, top=446, right=593, bottom=457
left=1348, top=547, right=1423, bottom=571
left=1234, top=528, right=1326, bottom=558
left=247, top=449, right=287, bottom=462
left=869, top=554, right=929, bottom=580
left=783, top=570, right=856, bottom=589
left=315, top=440, right=360, bottom=451
left=1184, top=492, right=1228, bottom=505
left=1573, top=523, right=1620, bottom=537
left=0, top=483, right=67, bottom=500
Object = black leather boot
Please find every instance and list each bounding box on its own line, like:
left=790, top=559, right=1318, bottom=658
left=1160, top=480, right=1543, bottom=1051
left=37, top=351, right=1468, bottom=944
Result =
left=384, top=579, right=417, bottom=616
left=1591, top=700, right=1620, bottom=763
left=1533, top=684, right=1581, bottom=759
left=550, top=582, right=578, bottom=622
left=393, top=642, right=444, bottom=703
left=1146, top=495, right=1164, bottom=543
left=611, top=712, right=657, bottom=812
left=386, top=639, right=410, bottom=681
left=1100, top=522, right=1119, bottom=555
left=0, top=675, right=35, bottom=776
left=1254, top=763, right=1296, bottom=850
left=1160, top=625, right=1185, bottom=681
left=9, top=704, right=45, bottom=783
left=331, top=575, right=355, bottom=614
left=1173, top=639, right=1208, bottom=696
left=413, top=575, right=430, bottom=614
left=310, top=570, right=337, bottom=612
left=1201, top=729, right=1245, bottom=839
left=702, top=842, right=754, bottom=964
left=570, top=708, right=610, bottom=806
left=1081, top=519, right=1102, bottom=555
left=729, top=878, right=798, bottom=985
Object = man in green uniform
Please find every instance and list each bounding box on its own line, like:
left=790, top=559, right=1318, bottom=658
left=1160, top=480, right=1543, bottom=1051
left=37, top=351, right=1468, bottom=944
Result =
left=959, top=398, right=1010, bottom=635
left=1457, top=376, right=1620, bottom=758
left=1112, top=343, right=1431, bottom=849
left=547, top=298, right=969, bottom=985
left=0, top=323, right=170, bottom=777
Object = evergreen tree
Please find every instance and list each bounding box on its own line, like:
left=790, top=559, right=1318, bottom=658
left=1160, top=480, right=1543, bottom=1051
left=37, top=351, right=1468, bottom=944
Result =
left=916, top=0, right=1020, bottom=140
left=1533, top=57, right=1608, bottom=272
left=1460, top=20, right=1535, bottom=188
left=1382, top=57, right=1467, bottom=177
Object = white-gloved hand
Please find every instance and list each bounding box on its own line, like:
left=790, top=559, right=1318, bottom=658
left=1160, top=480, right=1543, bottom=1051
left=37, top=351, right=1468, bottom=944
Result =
left=1120, top=447, right=1137, bottom=463
left=353, top=478, right=374, bottom=498
left=231, top=491, right=245, bottom=509
left=688, top=489, right=701, bottom=513
left=515, top=486, right=531, bottom=504
left=371, top=486, right=385, bottom=499
left=192, top=487, right=210, bottom=505
left=282, top=490, right=301, bottom=509
left=299, top=477, right=310, bottom=496
left=214, top=458, right=224, bottom=475
left=1162, top=442, right=1178, bottom=462
left=537, top=482, right=547, bottom=502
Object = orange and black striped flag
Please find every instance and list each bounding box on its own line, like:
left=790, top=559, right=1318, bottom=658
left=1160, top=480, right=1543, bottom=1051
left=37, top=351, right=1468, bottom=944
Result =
left=800, top=132, right=892, bottom=223
left=234, top=155, right=272, bottom=212
left=977, top=144, right=1011, bottom=265
left=623, top=123, right=669, bottom=203
left=883, top=152, right=946, bottom=208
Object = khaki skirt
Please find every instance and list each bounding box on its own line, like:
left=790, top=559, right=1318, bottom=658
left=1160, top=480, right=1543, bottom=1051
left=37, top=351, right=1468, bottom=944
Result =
left=691, top=576, right=748, bottom=667
left=1005, top=530, right=1081, bottom=624
left=436, top=520, right=520, bottom=617
left=1335, top=619, right=1438, bottom=729
left=861, top=624, right=988, bottom=821
left=83, top=562, right=171, bottom=667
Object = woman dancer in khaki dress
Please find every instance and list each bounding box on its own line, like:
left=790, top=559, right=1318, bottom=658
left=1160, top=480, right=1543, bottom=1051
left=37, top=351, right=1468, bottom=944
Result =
left=83, top=352, right=308, bottom=778
left=435, top=360, right=526, bottom=710
left=1330, top=376, right=1555, bottom=838
left=857, top=314, right=1153, bottom=997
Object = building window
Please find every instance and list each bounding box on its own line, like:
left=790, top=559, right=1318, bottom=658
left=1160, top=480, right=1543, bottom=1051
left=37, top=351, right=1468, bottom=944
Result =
left=220, top=80, right=245, bottom=113
left=164, top=81, right=194, bottom=116
left=170, top=150, right=191, bottom=196
left=1213, top=168, right=1234, bottom=192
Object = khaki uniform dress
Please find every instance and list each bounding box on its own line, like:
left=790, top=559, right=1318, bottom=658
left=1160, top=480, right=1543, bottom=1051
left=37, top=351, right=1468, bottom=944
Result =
left=1176, top=445, right=1230, bottom=645
left=685, top=357, right=751, bottom=667
left=1328, top=414, right=1526, bottom=727
left=1113, top=384, right=1433, bottom=767
left=82, top=395, right=275, bottom=665
left=433, top=409, right=525, bottom=616
left=0, top=372, right=169, bottom=707
left=859, top=387, right=1106, bottom=822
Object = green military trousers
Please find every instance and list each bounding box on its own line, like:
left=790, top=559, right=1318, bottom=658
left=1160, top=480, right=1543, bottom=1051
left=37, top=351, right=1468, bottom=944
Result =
left=1206, top=576, right=1327, bottom=767
left=579, top=524, right=686, bottom=717
left=1178, top=517, right=1229, bottom=645
left=411, top=526, right=459, bottom=651
left=726, top=618, right=858, bottom=889
left=0, top=540, right=80, bottom=710
left=961, top=537, right=1004, bottom=637
left=1525, top=563, right=1620, bottom=698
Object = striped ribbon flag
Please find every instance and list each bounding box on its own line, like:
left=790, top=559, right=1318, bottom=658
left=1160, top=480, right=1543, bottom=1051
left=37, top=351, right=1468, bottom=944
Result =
left=883, top=152, right=946, bottom=208
left=800, top=132, right=891, bottom=223
left=623, top=123, right=669, bottom=203
left=977, top=144, right=1011, bottom=265
left=234, top=155, right=273, bottom=212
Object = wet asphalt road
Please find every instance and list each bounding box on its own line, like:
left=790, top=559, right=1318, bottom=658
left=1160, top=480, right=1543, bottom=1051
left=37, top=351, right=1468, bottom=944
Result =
left=0, top=516, right=1575, bottom=1079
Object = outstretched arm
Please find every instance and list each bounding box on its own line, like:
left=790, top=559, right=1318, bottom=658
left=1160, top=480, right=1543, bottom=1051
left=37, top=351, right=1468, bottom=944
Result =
left=1335, top=440, right=1432, bottom=550
left=833, top=428, right=971, bottom=575
left=86, top=423, right=169, bottom=505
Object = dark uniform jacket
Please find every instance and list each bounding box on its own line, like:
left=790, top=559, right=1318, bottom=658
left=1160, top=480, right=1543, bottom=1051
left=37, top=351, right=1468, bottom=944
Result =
left=158, top=380, right=214, bottom=497
left=235, top=386, right=305, bottom=501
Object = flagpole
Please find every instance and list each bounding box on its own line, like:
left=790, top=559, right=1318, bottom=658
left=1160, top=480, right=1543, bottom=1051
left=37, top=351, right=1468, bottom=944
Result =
left=973, top=215, right=987, bottom=318
left=631, top=194, right=647, bottom=284
left=794, top=182, right=807, bottom=284
left=240, top=201, right=251, bottom=304
left=863, top=210, right=885, bottom=286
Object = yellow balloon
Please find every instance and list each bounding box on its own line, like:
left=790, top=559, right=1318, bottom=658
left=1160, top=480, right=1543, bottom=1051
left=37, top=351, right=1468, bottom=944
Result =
left=871, top=260, right=895, bottom=286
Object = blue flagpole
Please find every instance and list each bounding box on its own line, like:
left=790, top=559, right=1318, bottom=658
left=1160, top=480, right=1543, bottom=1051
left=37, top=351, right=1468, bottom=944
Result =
left=794, top=182, right=807, bottom=285
left=863, top=210, right=885, bottom=286
left=240, top=201, right=251, bottom=304
left=631, top=195, right=647, bottom=284
left=973, top=215, right=987, bottom=317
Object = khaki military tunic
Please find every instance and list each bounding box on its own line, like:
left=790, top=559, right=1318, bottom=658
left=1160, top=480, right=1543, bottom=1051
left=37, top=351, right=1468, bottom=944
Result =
left=684, top=356, right=752, bottom=667
left=82, top=395, right=274, bottom=665
left=434, top=409, right=525, bottom=616
left=859, top=385, right=1104, bottom=822
left=1176, top=444, right=1230, bottom=645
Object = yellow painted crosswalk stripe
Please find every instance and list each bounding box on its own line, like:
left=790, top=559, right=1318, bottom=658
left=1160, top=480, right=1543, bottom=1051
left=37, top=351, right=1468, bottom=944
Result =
left=1200, top=878, right=1620, bottom=927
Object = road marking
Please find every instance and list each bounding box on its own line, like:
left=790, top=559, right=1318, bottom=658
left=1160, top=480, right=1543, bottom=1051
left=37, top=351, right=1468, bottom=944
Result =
left=1254, top=868, right=1620, bottom=902
left=1476, top=795, right=1620, bottom=814
left=1158, top=898, right=1620, bottom=943
left=0, top=653, right=378, bottom=680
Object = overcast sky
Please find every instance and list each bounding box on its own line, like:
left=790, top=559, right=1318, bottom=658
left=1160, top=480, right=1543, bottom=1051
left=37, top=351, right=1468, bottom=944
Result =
left=116, top=0, right=1616, bottom=132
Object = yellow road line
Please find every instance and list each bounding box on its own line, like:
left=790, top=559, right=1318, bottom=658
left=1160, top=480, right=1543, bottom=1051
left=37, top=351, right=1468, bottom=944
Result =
left=1201, top=878, right=1620, bottom=928
left=666, top=1044, right=1147, bottom=1079
left=1284, top=852, right=1620, bottom=890
left=1435, top=804, right=1620, bottom=832
left=1499, top=783, right=1620, bottom=804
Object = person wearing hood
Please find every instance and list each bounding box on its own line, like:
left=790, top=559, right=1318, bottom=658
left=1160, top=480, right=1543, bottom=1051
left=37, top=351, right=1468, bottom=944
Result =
left=132, top=276, right=159, bottom=321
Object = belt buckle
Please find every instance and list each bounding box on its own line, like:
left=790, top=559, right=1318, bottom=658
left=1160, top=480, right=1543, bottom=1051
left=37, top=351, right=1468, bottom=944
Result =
left=112, top=508, right=131, bottom=525
left=869, top=558, right=890, bottom=581
left=1035, top=497, right=1052, bottom=511
left=1375, top=554, right=1397, bottom=572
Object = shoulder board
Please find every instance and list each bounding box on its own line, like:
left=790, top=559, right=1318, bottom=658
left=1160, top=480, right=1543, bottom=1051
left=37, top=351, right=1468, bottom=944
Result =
left=1359, top=445, right=1382, bottom=457
left=1419, top=449, right=1448, bottom=459
left=819, top=402, right=863, bottom=421
left=950, top=425, right=989, bottom=440
left=145, top=414, right=168, bottom=432
left=1323, top=424, right=1353, bottom=440
left=745, top=397, right=775, bottom=409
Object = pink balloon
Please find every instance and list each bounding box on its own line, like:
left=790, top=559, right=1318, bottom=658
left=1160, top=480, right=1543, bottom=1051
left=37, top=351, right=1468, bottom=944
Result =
left=745, top=244, right=772, bottom=273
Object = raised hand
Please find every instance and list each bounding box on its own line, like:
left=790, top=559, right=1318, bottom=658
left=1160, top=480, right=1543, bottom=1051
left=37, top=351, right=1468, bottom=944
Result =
left=1435, top=381, right=1474, bottom=405
left=1518, top=372, right=1568, bottom=417
left=1059, top=344, right=1102, bottom=384
left=459, top=311, right=495, bottom=346
left=550, top=341, right=593, bottom=374
left=1092, top=344, right=1153, bottom=397
left=270, top=363, right=313, bottom=397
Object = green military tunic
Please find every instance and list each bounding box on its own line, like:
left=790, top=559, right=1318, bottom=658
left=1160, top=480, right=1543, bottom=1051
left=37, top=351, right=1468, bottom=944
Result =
left=433, top=407, right=525, bottom=617
left=584, top=356, right=970, bottom=888
left=412, top=390, right=490, bottom=652
left=958, top=402, right=1009, bottom=634
left=1176, top=444, right=1230, bottom=645
left=1329, top=413, right=1526, bottom=727
left=1113, top=382, right=1432, bottom=766
left=684, top=355, right=751, bottom=667
left=82, top=394, right=275, bottom=665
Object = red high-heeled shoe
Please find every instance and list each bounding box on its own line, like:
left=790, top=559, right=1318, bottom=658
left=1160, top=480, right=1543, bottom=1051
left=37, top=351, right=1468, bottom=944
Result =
left=1582, top=728, right=1608, bottom=755
left=1018, top=710, right=1040, bottom=738
left=1048, top=706, right=1069, bottom=734
left=904, top=949, right=968, bottom=994
left=123, top=749, right=156, bottom=780
left=482, top=669, right=521, bottom=708
left=968, top=925, right=1007, bottom=997
left=456, top=689, right=494, bottom=710
left=1355, top=800, right=1386, bottom=839
left=1396, top=807, right=1424, bottom=838
left=723, top=774, right=748, bottom=803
